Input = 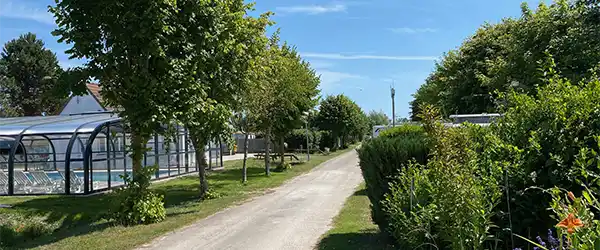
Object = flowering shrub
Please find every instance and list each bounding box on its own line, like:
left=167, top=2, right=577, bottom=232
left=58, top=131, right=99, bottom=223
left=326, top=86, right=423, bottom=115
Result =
left=0, top=213, right=58, bottom=247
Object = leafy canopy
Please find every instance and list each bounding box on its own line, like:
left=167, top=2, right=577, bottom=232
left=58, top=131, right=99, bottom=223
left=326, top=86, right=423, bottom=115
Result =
left=0, top=33, right=84, bottom=116
left=410, top=0, right=600, bottom=119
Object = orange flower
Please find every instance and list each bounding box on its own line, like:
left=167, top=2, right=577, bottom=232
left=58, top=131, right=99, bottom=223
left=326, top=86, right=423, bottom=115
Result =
left=568, top=191, right=576, bottom=201
left=557, top=213, right=583, bottom=234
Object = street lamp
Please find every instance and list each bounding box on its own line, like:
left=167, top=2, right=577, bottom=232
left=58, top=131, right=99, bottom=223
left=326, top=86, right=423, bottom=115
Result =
left=303, top=111, right=310, bottom=161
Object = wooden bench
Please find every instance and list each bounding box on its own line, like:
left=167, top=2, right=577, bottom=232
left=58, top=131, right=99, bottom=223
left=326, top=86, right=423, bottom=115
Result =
left=255, top=153, right=299, bottom=161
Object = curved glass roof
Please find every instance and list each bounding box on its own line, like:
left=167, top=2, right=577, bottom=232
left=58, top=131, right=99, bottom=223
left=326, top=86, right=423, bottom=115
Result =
left=0, top=113, right=121, bottom=136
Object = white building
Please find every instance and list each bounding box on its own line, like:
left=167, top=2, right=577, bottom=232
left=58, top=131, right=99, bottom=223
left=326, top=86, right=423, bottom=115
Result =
left=60, top=83, right=111, bottom=115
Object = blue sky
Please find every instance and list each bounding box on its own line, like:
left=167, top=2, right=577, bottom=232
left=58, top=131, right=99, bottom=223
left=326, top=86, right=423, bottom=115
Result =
left=0, top=0, right=547, bottom=118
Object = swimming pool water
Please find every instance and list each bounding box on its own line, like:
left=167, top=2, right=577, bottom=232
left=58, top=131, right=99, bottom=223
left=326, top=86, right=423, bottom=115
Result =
left=39, top=169, right=183, bottom=182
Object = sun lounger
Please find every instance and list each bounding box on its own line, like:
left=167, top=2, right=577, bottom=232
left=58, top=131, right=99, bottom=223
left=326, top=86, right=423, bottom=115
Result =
left=60, top=171, right=84, bottom=193
left=0, top=171, right=8, bottom=194
left=30, top=171, right=62, bottom=193
left=13, top=170, right=33, bottom=194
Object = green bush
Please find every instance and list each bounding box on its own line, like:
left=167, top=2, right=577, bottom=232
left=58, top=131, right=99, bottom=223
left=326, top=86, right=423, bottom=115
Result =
left=357, top=124, right=429, bottom=234
left=419, top=113, right=500, bottom=249
left=379, top=124, right=424, bottom=138
left=0, top=213, right=58, bottom=247
left=486, top=75, right=600, bottom=239
left=106, top=165, right=166, bottom=226
left=367, top=108, right=500, bottom=249
left=382, top=162, right=436, bottom=248
left=274, top=162, right=292, bottom=172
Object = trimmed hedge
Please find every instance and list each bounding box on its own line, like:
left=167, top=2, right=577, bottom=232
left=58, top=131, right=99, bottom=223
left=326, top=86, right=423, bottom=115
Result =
left=379, top=124, right=425, bottom=138
left=357, top=124, right=429, bottom=234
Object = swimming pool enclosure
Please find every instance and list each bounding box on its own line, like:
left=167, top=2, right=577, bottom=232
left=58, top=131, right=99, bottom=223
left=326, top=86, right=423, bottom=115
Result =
left=0, top=113, right=223, bottom=196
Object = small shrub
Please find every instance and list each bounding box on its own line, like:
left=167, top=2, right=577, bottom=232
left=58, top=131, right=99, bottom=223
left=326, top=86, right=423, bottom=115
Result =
left=0, top=213, right=58, bottom=247
left=383, top=162, right=437, bottom=248
left=203, top=189, right=223, bottom=200
left=0, top=223, right=17, bottom=247
left=357, top=124, right=429, bottom=233
left=274, top=162, right=292, bottom=172
left=20, top=216, right=56, bottom=239
left=105, top=165, right=166, bottom=226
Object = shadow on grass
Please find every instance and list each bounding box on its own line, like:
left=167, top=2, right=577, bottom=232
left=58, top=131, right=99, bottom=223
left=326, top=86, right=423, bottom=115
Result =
left=317, top=229, right=395, bottom=250
left=353, top=188, right=368, bottom=196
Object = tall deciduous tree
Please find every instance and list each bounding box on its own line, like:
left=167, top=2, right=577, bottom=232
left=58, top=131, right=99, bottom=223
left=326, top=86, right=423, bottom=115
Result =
left=167, top=0, right=271, bottom=198
left=0, top=33, right=83, bottom=116
left=271, top=46, right=320, bottom=165
left=51, top=0, right=179, bottom=179
left=230, top=112, right=251, bottom=183
left=316, top=94, right=364, bottom=149
left=250, top=33, right=320, bottom=172
left=411, top=0, right=600, bottom=118
left=367, top=110, right=390, bottom=128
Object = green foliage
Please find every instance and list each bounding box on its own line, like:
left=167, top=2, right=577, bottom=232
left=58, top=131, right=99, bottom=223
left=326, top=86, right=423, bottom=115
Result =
left=411, top=0, right=600, bottom=118
left=0, top=213, right=58, bottom=247
left=418, top=107, right=501, bottom=249
left=382, top=162, right=436, bottom=248
left=274, top=162, right=292, bottom=172
left=367, top=110, right=390, bottom=128
left=316, top=94, right=368, bottom=149
left=319, top=130, right=336, bottom=151
left=486, top=74, right=600, bottom=239
left=357, top=124, right=429, bottom=234
left=361, top=108, right=501, bottom=249
left=0, top=33, right=84, bottom=116
left=285, top=129, right=322, bottom=151
left=249, top=32, right=320, bottom=173
left=379, top=124, right=424, bottom=138
left=106, top=165, right=166, bottom=226
left=251, top=35, right=321, bottom=138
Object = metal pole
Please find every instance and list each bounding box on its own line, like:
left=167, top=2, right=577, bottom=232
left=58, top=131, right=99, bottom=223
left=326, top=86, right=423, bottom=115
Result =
left=306, top=120, right=310, bottom=161
left=176, top=126, right=181, bottom=175
left=391, top=84, right=396, bottom=127
left=154, top=134, right=159, bottom=179
left=107, top=124, right=111, bottom=189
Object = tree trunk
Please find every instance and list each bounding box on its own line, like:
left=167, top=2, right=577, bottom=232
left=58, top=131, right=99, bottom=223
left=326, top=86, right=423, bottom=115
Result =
left=242, top=132, right=249, bottom=183
left=191, top=135, right=209, bottom=199
left=279, top=136, right=285, bottom=165
left=131, top=132, right=146, bottom=181
left=264, top=127, right=271, bottom=176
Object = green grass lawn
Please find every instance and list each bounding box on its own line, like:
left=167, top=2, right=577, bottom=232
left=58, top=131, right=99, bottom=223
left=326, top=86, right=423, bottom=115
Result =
left=317, top=183, right=395, bottom=250
left=0, top=147, right=354, bottom=250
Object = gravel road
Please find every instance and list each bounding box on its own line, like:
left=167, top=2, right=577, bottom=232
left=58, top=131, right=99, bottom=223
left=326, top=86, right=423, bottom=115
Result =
left=138, top=150, right=362, bottom=250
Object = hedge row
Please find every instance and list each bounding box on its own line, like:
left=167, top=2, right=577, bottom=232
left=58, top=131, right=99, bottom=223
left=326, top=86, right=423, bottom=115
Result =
left=357, top=124, right=429, bottom=234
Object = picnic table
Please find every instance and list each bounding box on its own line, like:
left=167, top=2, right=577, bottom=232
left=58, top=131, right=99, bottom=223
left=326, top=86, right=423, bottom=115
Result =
left=254, top=153, right=300, bottom=161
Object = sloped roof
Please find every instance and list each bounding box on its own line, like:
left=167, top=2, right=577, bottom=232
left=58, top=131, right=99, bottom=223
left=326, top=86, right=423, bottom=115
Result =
left=85, top=83, right=114, bottom=111
left=86, top=83, right=103, bottom=104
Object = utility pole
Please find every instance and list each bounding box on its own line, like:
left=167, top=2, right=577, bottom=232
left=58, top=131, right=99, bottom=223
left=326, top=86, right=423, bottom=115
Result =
left=391, top=83, right=396, bottom=127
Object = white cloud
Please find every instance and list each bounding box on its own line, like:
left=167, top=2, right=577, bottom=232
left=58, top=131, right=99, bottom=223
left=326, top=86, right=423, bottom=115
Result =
left=389, top=27, right=438, bottom=34
left=308, top=60, right=335, bottom=69
left=0, top=1, right=55, bottom=25
left=302, top=52, right=438, bottom=61
left=318, top=70, right=364, bottom=90
left=276, top=3, right=346, bottom=15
